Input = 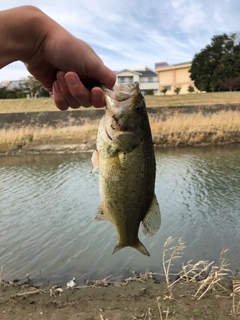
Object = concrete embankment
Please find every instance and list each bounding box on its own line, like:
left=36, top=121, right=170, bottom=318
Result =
left=1, top=104, right=240, bottom=129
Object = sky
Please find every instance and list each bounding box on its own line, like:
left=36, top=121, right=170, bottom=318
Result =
left=1, top=0, right=240, bottom=82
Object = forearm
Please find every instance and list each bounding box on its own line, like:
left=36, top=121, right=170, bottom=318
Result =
left=0, top=6, right=50, bottom=68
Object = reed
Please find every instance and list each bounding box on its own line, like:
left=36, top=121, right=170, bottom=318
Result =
left=0, top=121, right=98, bottom=149
left=232, top=279, right=240, bottom=316
left=150, top=110, right=240, bottom=146
left=0, top=110, right=240, bottom=150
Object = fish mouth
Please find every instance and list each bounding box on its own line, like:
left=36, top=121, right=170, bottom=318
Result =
left=103, top=82, right=140, bottom=103
left=105, top=127, right=113, bottom=141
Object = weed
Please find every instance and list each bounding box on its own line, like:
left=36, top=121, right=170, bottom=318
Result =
left=194, top=308, right=202, bottom=316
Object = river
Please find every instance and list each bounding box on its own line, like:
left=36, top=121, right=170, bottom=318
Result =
left=0, top=144, right=240, bottom=285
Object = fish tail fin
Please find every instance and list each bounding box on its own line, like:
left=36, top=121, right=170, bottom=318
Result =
left=112, top=241, right=150, bottom=256
left=132, top=240, right=150, bottom=257
left=112, top=243, right=125, bottom=255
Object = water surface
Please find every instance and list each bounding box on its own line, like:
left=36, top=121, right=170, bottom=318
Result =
left=0, top=145, right=240, bottom=284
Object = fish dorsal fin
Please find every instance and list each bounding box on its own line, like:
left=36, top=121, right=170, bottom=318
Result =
left=142, top=194, right=161, bottom=237
left=94, top=207, right=109, bottom=221
left=91, top=150, right=99, bottom=173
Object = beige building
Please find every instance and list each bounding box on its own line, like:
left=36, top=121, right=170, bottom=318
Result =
left=155, top=62, right=198, bottom=95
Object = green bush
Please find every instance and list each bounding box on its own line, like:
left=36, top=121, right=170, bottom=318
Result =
left=16, top=92, right=26, bottom=98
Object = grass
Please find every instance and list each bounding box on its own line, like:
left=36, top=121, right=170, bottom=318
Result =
left=0, top=91, right=240, bottom=114
left=0, top=121, right=98, bottom=150
left=1, top=110, right=240, bottom=150
left=0, top=92, right=240, bottom=150
left=145, top=91, right=240, bottom=107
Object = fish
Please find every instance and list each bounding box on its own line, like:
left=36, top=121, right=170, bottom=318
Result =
left=91, top=82, right=161, bottom=256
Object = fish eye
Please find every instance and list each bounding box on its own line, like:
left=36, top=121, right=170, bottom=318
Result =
left=135, top=105, right=142, bottom=112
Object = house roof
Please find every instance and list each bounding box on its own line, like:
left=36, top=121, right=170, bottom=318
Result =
left=155, top=61, right=192, bottom=71
left=116, top=68, right=157, bottom=76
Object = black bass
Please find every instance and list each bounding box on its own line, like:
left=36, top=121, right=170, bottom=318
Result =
left=92, top=83, right=161, bottom=256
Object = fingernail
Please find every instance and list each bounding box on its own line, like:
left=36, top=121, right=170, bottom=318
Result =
left=65, top=73, right=78, bottom=88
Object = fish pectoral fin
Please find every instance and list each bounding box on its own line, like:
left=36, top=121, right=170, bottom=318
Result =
left=142, top=194, right=161, bottom=237
left=94, top=207, right=109, bottom=221
left=91, top=150, right=99, bottom=173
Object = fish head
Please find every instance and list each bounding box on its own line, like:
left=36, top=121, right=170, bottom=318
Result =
left=102, top=83, right=147, bottom=140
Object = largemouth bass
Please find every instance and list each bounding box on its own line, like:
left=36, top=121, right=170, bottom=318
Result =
left=92, top=83, right=161, bottom=256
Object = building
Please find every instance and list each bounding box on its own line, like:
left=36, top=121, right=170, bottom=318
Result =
left=155, top=61, right=198, bottom=95
left=115, top=66, right=159, bottom=95
left=0, top=80, right=26, bottom=90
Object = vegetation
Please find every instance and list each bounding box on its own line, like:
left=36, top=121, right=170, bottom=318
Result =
left=0, top=76, right=49, bottom=99
left=1, top=91, right=240, bottom=113
left=174, top=86, right=181, bottom=95
left=188, top=85, right=195, bottom=93
left=160, top=87, right=168, bottom=95
left=1, top=109, right=240, bottom=151
left=189, top=33, right=240, bottom=92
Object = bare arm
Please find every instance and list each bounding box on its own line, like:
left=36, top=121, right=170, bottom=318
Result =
left=0, top=6, right=116, bottom=109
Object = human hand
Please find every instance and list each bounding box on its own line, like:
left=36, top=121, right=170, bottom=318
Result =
left=0, top=6, right=115, bottom=110
left=22, top=8, right=116, bottom=110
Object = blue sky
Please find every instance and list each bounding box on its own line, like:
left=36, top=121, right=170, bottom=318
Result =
left=1, top=0, right=240, bottom=81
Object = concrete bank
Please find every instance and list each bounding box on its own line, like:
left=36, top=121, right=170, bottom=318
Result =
left=1, top=104, right=240, bottom=129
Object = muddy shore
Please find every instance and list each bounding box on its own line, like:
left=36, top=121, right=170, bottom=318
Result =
left=1, top=274, right=239, bottom=320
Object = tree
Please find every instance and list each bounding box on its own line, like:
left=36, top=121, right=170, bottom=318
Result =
left=161, top=87, right=168, bottom=95
left=22, top=76, right=42, bottom=97
left=174, top=86, right=181, bottom=95
left=189, top=33, right=240, bottom=92
left=0, top=87, right=7, bottom=99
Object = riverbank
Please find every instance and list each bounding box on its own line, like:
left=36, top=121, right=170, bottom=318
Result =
left=1, top=272, right=239, bottom=319
left=1, top=105, right=240, bottom=156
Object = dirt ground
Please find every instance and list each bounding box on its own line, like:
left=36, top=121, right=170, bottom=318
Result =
left=1, top=274, right=240, bottom=320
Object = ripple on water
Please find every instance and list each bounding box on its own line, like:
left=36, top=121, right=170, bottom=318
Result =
left=0, top=146, right=240, bottom=283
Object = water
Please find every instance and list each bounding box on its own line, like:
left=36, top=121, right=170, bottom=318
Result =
left=0, top=145, right=240, bottom=285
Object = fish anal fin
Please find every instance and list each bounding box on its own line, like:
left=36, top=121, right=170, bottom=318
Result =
left=142, top=194, right=161, bottom=237
left=94, top=207, right=108, bottom=221
left=91, top=150, right=99, bottom=173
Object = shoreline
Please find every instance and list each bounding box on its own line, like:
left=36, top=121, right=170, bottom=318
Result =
left=1, top=271, right=239, bottom=319
left=1, top=104, right=240, bottom=156
left=1, top=133, right=240, bottom=157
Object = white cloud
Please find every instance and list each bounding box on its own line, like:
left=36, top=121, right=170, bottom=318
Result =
left=0, top=0, right=239, bottom=81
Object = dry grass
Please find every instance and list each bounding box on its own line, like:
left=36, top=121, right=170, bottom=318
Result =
left=150, top=110, right=240, bottom=146
left=0, top=91, right=240, bottom=114
left=232, top=279, right=240, bottom=316
left=0, top=109, right=240, bottom=150
left=0, top=122, right=98, bottom=149
left=0, top=98, right=96, bottom=113
left=162, top=237, right=234, bottom=304
left=145, top=91, right=240, bottom=107
left=0, top=98, right=56, bottom=113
